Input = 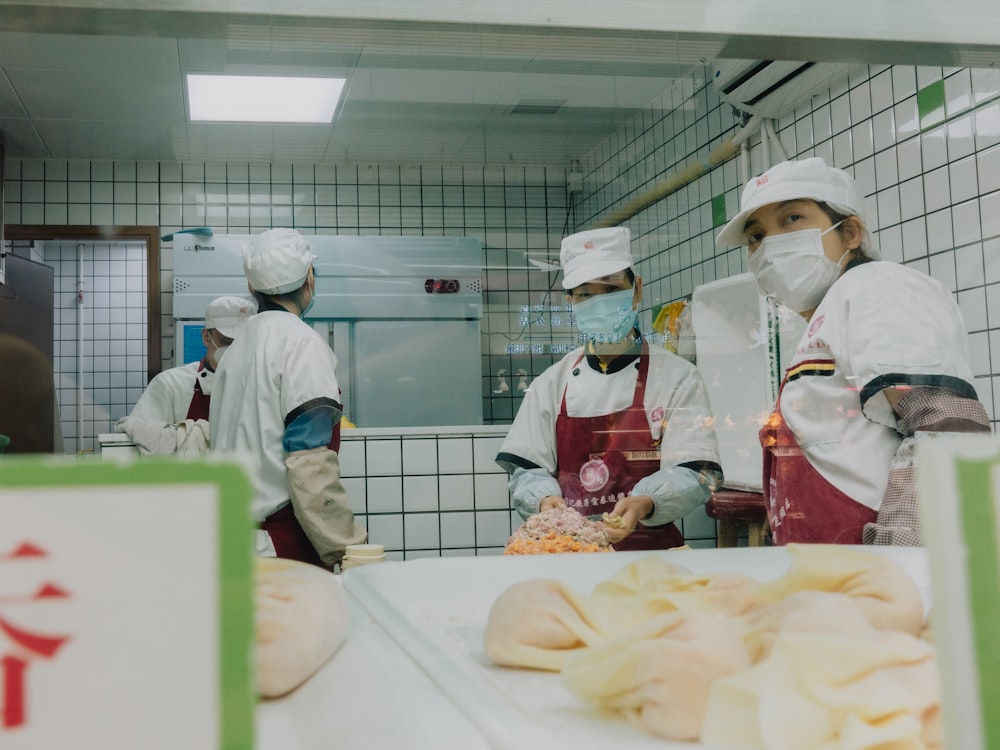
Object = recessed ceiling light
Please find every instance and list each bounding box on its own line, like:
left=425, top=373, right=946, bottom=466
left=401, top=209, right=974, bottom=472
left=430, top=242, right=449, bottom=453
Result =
left=186, top=74, right=346, bottom=123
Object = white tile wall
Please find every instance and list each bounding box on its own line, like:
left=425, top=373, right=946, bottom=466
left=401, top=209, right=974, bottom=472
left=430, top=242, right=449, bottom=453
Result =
left=35, top=240, right=147, bottom=454
left=4, top=159, right=572, bottom=426
left=575, top=63, right=1000, bottom=429
left=9, top=60, right=1000, bottom=550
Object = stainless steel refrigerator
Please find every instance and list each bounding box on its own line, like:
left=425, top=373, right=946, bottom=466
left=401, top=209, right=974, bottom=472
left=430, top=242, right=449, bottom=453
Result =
left=172, top=233, right=483, bottom=428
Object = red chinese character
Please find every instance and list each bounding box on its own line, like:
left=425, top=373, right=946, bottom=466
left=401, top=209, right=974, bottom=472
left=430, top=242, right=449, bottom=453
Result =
left=0, top=542, right=72, bottom=731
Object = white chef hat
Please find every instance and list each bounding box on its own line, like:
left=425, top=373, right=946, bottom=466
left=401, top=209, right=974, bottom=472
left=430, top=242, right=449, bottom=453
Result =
left=560, top=226, right=634, bottom=290
left=203, top=295, right=256, bottom=339
left=716, top=157, right=875, bottom=256
left=243, top=228, right=318, bottom=294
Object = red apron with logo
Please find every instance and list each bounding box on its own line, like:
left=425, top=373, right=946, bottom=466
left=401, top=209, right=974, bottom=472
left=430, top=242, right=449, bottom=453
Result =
left=555, top=344, right=683, bottom=551
left=260, top=420, right=344, bottom=571
left=184, top=359, right=211, bottom=421
left=760, top=382, right=876, bottom=544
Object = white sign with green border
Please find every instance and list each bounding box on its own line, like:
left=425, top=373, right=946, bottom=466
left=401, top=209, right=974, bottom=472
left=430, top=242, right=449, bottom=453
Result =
left=918, top=435, right=1000, bottom=750
left=0, top=457, right=255, bottom=749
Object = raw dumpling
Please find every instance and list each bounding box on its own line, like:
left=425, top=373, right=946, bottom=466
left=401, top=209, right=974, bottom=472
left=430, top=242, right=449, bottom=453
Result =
left=484, top=579, right=603, bottom=671
left=738, top=590, right=877, bottom=662
left=702, top=629, right=941, bottom=750
left=484, top=557, right=759, bottom=671
left=755, top=544, right=925, bottom=636
left=589, top=556, right=760, bottom=621
left=255, top=557, right=349, bottom=698
left=562, top=611, right=751, bottom=741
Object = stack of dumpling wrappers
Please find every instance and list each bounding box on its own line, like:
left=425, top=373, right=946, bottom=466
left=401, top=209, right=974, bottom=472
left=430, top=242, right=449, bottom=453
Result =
left=484, top=545, right=940, bottom=749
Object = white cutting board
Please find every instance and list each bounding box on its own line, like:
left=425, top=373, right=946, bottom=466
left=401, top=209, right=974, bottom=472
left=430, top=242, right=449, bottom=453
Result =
left=342, top=547, right=931, bottom=750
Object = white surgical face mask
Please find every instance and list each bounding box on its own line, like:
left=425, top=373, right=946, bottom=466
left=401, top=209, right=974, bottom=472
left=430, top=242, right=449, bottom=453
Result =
left=212, top=345, right=229, bottom=363
left=748, top=223, right=848, bottom=313
left=572, top=288, right=638, bottom=344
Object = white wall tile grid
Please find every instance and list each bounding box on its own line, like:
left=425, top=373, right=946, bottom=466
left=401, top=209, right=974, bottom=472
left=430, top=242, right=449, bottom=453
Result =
left=3, top=162, right=572, bottom=425
left=38, top=240, right=147, bottom=454
left=572, top=63, right=1000, bottom=428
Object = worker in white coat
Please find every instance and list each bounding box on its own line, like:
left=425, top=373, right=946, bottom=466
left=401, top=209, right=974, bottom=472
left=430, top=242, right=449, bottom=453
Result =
left=716, top=157, right=989, bottom=545
left=210, top=228, right=367, bottom=569
left=496, top=227, right=723, bottom=550
left=130, top=295, right=255, bottom=423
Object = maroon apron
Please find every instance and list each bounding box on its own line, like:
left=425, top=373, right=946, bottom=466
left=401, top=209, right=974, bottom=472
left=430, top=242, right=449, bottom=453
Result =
left=184, top=359, right=211, bottom=421
left=261, top=419, right=344, bottom=571
left=555, top=343, right=683, bottom=551
left=760, top=381, right=876, bottom=544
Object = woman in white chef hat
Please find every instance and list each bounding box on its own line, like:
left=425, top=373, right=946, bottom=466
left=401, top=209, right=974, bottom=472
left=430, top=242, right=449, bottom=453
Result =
left=716, top=157, right=989, bottom=545
left=210, top=228, right=367, bottom=569
left=130, top=294, right=256, bottom=423
left=496, top=226, right=723, bottom=550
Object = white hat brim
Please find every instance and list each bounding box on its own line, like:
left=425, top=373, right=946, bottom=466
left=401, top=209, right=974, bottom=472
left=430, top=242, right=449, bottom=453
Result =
left=716, top=181, right=862, bottom=249
left=561, top=258, right=633, bottom=290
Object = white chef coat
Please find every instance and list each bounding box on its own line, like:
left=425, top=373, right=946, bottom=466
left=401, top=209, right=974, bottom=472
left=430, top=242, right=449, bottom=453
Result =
left=131, top=360, right=205, bottom=424
left=497, top=343, right=722, bottom=523
left=209, top=310, right=342, bottom=528
left=780, top=260, right=977, bottom=510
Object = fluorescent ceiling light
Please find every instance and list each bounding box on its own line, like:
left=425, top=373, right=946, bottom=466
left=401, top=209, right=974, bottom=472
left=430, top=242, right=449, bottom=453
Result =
left=187, top=74, right=346, bottom=123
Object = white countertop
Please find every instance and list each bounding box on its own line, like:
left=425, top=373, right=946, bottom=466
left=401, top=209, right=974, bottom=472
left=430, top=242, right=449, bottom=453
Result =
left=256, top=579, right=491, bottom=750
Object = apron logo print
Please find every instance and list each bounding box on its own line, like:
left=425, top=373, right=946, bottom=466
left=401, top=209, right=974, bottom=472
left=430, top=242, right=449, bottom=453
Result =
left=579, top=458, right=610, bottom=492
left=808, top=313, right=825, bottom=337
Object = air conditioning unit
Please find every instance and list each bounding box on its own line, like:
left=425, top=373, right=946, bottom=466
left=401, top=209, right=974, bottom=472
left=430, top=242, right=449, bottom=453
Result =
left=712, top=59, right=852, bottom=118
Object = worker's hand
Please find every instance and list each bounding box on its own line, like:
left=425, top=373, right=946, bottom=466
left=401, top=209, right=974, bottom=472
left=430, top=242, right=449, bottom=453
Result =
left=538, top=495, right=567, bottom=512
left=602, top=495, right=654, bottom=544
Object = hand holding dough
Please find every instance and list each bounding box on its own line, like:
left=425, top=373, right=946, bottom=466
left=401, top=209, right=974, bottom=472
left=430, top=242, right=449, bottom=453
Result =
left=255, top=557, right=349, bottom=698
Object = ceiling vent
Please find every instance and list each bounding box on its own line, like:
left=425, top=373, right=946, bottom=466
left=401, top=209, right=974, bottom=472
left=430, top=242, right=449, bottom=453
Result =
left=712, top=59, right=852, bottom=118
left=510, top=99, right=566, bottom=115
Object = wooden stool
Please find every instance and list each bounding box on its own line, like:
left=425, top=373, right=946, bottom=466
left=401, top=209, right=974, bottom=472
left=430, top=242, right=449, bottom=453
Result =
left=706, top=490, right=769, bottom=548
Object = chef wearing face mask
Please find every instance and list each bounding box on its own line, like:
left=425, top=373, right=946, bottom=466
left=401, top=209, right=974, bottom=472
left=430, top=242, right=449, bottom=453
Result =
left=129, top=295, right=256, bottom=423
left=496, top=227, right=723, bottom=550
left=210, top=228, right=367, bottom=570
left=717, top=157, right=989, bottom=545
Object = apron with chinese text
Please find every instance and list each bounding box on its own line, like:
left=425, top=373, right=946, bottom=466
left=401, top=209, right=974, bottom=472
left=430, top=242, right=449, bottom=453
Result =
left=555, top=344, right=683, bottom=551
left=760, top=382, right=877, bottom=544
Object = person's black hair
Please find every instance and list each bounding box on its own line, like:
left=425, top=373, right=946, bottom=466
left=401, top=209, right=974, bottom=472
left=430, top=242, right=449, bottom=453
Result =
left=816, top=202, right=874, bottom=270
left=251, top=267, right=313, bottom=312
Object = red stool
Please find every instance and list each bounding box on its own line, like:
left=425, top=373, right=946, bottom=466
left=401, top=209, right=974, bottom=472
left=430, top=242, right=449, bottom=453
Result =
left=706, top=489, right=769, bottom=547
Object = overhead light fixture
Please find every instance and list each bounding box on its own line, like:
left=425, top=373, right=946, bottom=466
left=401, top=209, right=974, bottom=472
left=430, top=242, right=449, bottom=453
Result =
left=186, top=74, right=346, bottom=123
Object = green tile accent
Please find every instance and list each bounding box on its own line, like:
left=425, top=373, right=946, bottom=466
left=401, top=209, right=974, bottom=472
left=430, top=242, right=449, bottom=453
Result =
left=711, top=193, right=728, bottom=228
left=917, top=80, right=946, bottom=131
